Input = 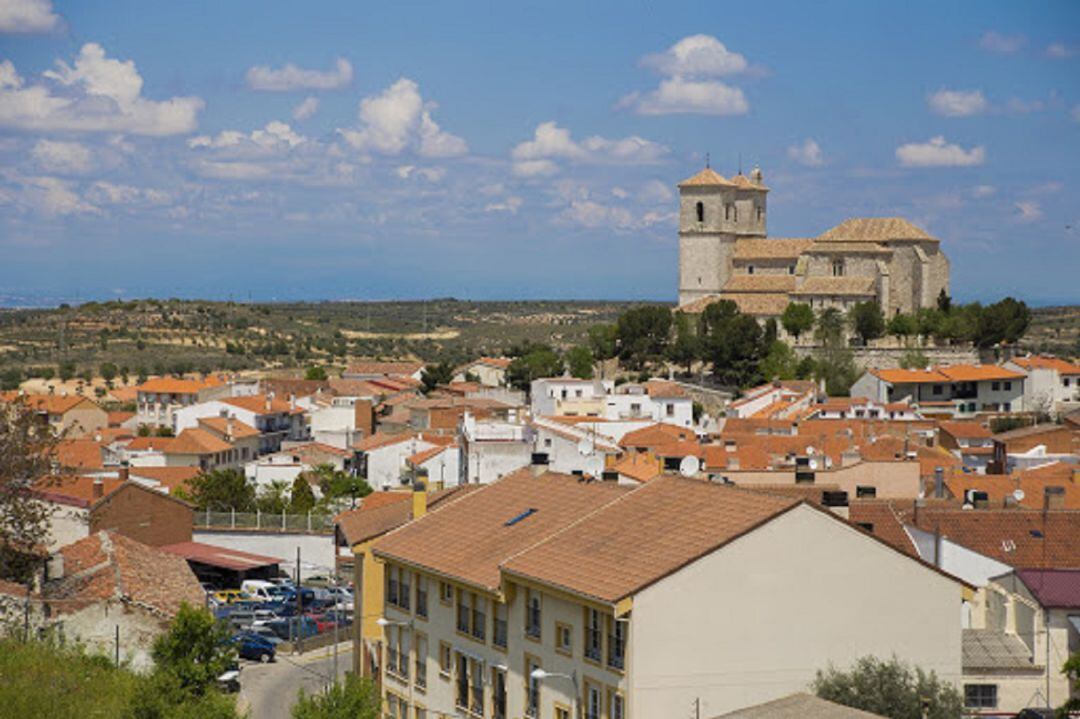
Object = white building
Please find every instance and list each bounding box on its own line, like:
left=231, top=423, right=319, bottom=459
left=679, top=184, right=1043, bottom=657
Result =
left=1004, top=355, right=1080, bottom=418
left=173, top=394, right=307, bottom=454
left=356, top=432, right=452, bottom=491
left=453, top=357, right=513, bottom=387
left=460, top=413, right=532, bottom=484
left=530, top=378, right=613, bottom=418
left=529, top=416, right=620, bottom=477
left=604, top=380, right=694, bottom=427
left=852, top=365, right=1026, bottom=418
left=134, top=375, right=231, bottom=428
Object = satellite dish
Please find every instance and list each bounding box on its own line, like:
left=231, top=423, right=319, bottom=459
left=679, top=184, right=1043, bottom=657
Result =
left=808, top=459, right=819, bottom=471
left=577, top=438, right=594, bottom=456
left=1013, top=488, right=1025, bottom=502
left=679, top=456, right=701, bottom=477
left=806, top=446, right=816, bottom=456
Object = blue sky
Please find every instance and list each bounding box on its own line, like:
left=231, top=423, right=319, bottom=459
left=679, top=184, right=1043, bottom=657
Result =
left=0, top=0, right=1077, bottom=305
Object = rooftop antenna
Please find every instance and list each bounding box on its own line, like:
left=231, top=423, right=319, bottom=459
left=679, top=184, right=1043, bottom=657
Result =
left=738, top=152, right=743, bottom=175
left=705, top=152, right=710, bottom=169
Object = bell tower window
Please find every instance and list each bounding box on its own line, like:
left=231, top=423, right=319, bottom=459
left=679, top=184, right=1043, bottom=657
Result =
left=695, top=202, right=704, bottom=223
left=832, top=259, right=845, bottom=277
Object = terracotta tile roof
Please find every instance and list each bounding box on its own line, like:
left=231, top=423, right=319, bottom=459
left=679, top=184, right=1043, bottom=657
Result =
left=0, top=392, right=99, bottom=415
left=503, top=477, right=799, bottom=603
left=711, top=692, right=886, bottom=719
left=166, top=428, right=233, bottom=455
left=945, top=463, right=1079, bottom=510
left=642, top=379, right=688, bottom=399
left=353, top=431, right=421, bottom=452
left=408, top=444, right=452, bottom=466
left=462, top=357, right=512, bottom=370
left=345, top=361, right=424, bottom=377
left=135, top=376, right=222, bottom=394
left=372, top=471, right=630, bottom=591
left=817, top=217, right=935, bottom=243
left=107, top=411, right=135, bottom=426
left=722, top=274, right=798, bottom=293
left=871, top=367, right=949, bottom=384
left=108, top=386, right=139, bottom=403
left=619, top=423, right=696, bottom=449
left=55, top=438, right=106, bottom=470
left=48, top=532, right=204, bottom=617
left=993, top=422, right=1077, bottom=441
left=96, top=427, right=135, bottom=444
left=197, top=416, right=261, bottom=439
left=124, top=436, right=177, bottom=452
left=159, top=541, right=281, bottom=571
left=335, top=485, right=479, bottom=546
left=908, top=508, right=1080, bottom=568
left=717, top=292, right=791, bottom=317
left=1014, top=569, right=1080, bottom=608
left=222, top=394, right=303, bottom=415
left=791, top=276, right=877, bottom=297
left=939, top=421, right=993, bottom=440
left=733, top=238, right=814, bottom=260
left=848, top=500, right=920, bottom=557
left=610, top=452, right=663, bottom=483
left=678, top=167, right=734, bottom=187
left=939, top=365, right=1025, bottom=382
left=1009, top=356, right=1080, bottom=375
left=677, top=294, right=723, bottom=314
left=33, top=474, right=124, bottom=508
left=286, top=441, right=354, bottom=460
left=807, top=241, right=892, bottom=255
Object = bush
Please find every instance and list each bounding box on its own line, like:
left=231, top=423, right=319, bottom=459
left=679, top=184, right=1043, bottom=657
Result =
left=292, top=674, right=381, bottom=719
left=813, top=655, right=963, bottom=719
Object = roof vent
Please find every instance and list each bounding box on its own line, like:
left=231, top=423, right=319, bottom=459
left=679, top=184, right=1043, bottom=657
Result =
left=505, top=508, right=538, bottom=527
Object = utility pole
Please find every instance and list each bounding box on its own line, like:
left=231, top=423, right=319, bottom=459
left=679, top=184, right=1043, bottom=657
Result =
left=295, top=547, right=303, bottom=654
left=331, top=573, right=339, bottom=685
left=115, top=625, right=120, bottom=666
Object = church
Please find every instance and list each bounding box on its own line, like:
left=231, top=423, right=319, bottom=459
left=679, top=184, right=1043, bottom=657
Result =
left=676, top=165, right=950, bottom=320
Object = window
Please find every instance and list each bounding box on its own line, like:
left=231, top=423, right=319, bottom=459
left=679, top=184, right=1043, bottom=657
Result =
left=438, top=642, right=452, bottom=678
left=932, top=384, right=943, bottom=395
left=607, top=616, right=626, bottom=670
left=991, top=381, right=1000, bottom=391
left=1065, top=377, right=1071, bottom=387
left=1004, top=381, right=1012, bottom=391
left=555, top=622, right=572, bottom=655
left=416, top=576, right=428, bottom=619
left=695, top=201, right=704, bottom=223
left=724, top=203, right=731, bottom=220
left=456, top=654, right=469, bottom=710
left=1004, top=402, right=1011, bottom=412
left=609, top=691, right=625, bottom=719
left=387, top=566, right=400, bottom=608
left=525, top=657, right=540, bottom=718
left=666, top=403, right=675, bottom=417
left=526, top=589, right=542, bottom=639
left=415, top=707, right=426, bottom=719
left=756, top=205, right=763, bottom=222
left=964, top=684, right=997, bottom=708
left=832, top=259, right=845, bottom=277
left=471, top=593, right=486, bottom=641
left=584, top=608, right=602, bottom=662
left=400, top=570, right=411, bottom=611
left=456, top=589, right=471, bottom=634
left=492, top=667, right=507, bottom=719
left=555, top=708, right=570, bottom=719
left=469, top=657, right=484, bottom=715
left=414, top=633, right=428, bottom=689
left=747, top=265, right=755, bottom=275
left=585, top=681, right=602, bottom=719
left=493, top=602, right=508, bottom=649
left=439, top=581, right=452, bottom=605
left=387, top=625, right=409, bottom=680
left=788, top=265, right=795, bottom=275
left=856, top=486, right=877, bottom=499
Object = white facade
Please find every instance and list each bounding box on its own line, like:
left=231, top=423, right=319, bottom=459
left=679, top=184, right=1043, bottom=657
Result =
left=906, top=526, right=1013, bottom=590
left=603, top=385, right=693, bottom=427
left=364, top=437, right=442, bottom=491
left=1004, top=359, right=1080, bottom=417
left=310, top=399, right=363, bottom=450
left=173, top=398, right=306, bottom=453
left=530, top=418, right=618, bottom=477
left=530, top=378, right=613, bottom=417
left=461, top=415, right=531, bottom=484
left=411, top=446, right=461, bottom=490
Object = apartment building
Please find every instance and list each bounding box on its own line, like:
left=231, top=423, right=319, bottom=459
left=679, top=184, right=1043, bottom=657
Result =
left=1004, top=355, right=1080, bottom=418
left=852, top=364, right=1026, bottom=418
left=173, top=393, right=307, bottom=454
left=370, top=470, right=963, bottom=718
left=134, top=375, right=229, bottom=428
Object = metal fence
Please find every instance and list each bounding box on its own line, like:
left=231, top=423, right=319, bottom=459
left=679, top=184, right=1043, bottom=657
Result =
left=196, top=509, right=335, bottom=533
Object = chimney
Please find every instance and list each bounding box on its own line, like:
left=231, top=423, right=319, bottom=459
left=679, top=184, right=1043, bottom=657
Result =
left=933, top=466, right=945, bottom=499
left=46, top=553, right=64, bottom=581
left=1044, top=486, right=1065, bottom=511
left=411, top=480, right=428, bottom=520
left=118, top=465, right=129, bottom=482
left=226, top=416, right=234, bottom=440
left=265, top=395, right=272, bottom=412
left=92, top=478, right=104, bottom=500
left=290, top=393, right=296, bottom=411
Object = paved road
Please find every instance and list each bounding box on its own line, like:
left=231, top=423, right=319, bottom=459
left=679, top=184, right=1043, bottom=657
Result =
left=239, top=641, right=352, bottom=719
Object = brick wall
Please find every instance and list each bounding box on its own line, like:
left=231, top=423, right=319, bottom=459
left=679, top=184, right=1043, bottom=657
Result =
left=90, top=484, right=193, bottom=547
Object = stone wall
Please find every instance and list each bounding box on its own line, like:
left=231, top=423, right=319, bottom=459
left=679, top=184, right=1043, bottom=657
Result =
left=793, top=343, right=980, bottom=370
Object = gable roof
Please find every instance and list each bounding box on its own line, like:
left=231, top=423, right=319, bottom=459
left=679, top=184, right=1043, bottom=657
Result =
left=908, top=508, right=1080, bottom=568
left=197, top=416, right=261, bottom=439
left=939, top=421, right=992, bottom=440
left=1009, top=356, right=1080, bottom=375
left=55, top=438, right=105, bottom=470
left=847, top=500, right=920, bottom=558
left=945, top=463, right=1079, bottom=510
left=135, top=376, right=222, bottom=394
left=33, top=474, right=124, bottom=508
left=335, top=485, right=478, bottom=546
left=678, top=167, right=734, bottom=187
left=221, top=394, right=303, bottom=415
left=165, top=428, right=233, bottom=455
left=609, top=452, right=664, bottom=483
left=723, top=274, right=798, bottom=293
left=1013, top=568, right=1080, bottom=608
left=732, top=238, right=814, bottom=260
left=872, top=364, right=1024, bottom=384
left=711, top=692, right=887, bottom=719
left=127, top=466, right=201, bottom=493
left=46, top=531, right=203, bottom=617
left=790, top=276, right=877, bottom=297
left=619, top=422, right=696, bottom=449
left=502, top=477, right=799, bottom=603
left=817, top=217, right=935, bottom=243
left=0, top=392, right=100, bottom=415
left=372, top=470, right=630, bottom=591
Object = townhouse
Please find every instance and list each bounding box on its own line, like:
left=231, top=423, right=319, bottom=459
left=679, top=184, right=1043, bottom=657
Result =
left=173, top=393, right=307, bottom=454
left=530, top=378, right=613, bottom=418
left=852, top=364, right=1026, bottom=418
left=726, top=380, right=817, bottom=419
left=0, top=391, right=108, bottom=437
left=938, top=421, right=995, bottom=474
left=134, top=375, right=229, bottom=428
left=603, top=380, right=694, bottom=427
left=454, top=357, right=513, bottom=387
left=356, top=431, right=457, bottom=491
left=370, top=470, right=963, bottom=718
left=1004, top=355, right=1080, bottom=418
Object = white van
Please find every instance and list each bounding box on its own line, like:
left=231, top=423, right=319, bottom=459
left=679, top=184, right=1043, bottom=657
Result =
left=241, top=580, right=282, bottom=602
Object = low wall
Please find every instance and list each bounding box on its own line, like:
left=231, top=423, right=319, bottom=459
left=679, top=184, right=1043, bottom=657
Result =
left=793, top=344, right=980, bottom=370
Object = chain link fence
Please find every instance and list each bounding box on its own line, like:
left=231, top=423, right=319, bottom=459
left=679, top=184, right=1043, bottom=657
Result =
left=196, top=509, right=335, bottom=533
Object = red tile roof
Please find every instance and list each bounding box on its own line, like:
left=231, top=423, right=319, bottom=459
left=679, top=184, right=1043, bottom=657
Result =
left=159, top=541, right=282, bottom=571
left=55, top=439, right=106, bottom=470
left=1010, top=356, right=1080, bottom=375
left=33, top=475, right=124, bottom=508
left=136, top=376, right=223, bottom=394
left=908, top=508, right=1080, bottom=568
left=0, top=392, right=100, bottom=415
left=1014, top=569, right=1080, bottom=608
left=166, top=428, right=234, bottom=455
left=335, top=485, right=478, bottom=546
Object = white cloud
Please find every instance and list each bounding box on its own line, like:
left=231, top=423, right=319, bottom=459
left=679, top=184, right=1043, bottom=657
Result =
left=510, top=122, right=667, bottom=175
left=980, top=31, right=1025, bottom=54
left=787, top=138, right=824, bottom=166
left=640, top=35, right=748, bottom=77
left=189, top=120, right=304, bottom=150
left=618, top=77, right=748, bottom=116
left=1006, top=97, right=1045, bottom=114
left=1015, top=201, right=1042, bottom=222
left=338, top=78, right=467, bottom=158
left=895, top=136, right=986, bottom=167
left=1046, top=42, right=1074, bottom=59
left=484, top=196, right=523, bottom=214
left=87, top=181, right=170, bottom=206
left=970, top=185, right=996, bottom=198
left=0, top=0, right=61, bottom=33
left=560, top=199, right=637, bottom=230
left=30, top=139, right=94, bottom=174
left=19, top=176, right=99, bottom=216
left=928, top=89, right=988, bottom=117
left=636, top=179, right=673, bottom=204
left=245, top=58, right=352, bottom=91
left=0, top=45, right=203, bottom=136
left=292, top=96, right=319, bottom=121
left=395, top=165, right=445, bottom=182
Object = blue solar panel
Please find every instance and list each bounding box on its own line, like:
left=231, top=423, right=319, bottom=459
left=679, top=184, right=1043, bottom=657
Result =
left=505, top=508, right=538, bottom=526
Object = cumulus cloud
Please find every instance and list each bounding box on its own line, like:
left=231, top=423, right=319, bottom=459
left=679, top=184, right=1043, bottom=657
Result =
left=970, top=185, right=996, bottom=198
left=787, top=138, right=824, bottom=166
left=0, top=0, right=61, bottom=33
left=980, top=31, right=1025, bottom=54
left=619, top=35, right=753, bottom=116
left=1046, top=42, right=1074, bottom=59
left=1006, top=97, right=1045, bottom=114
left=928, top=89, right=988, bottom=117
left=895, top=136, right=985, bottom=167
left=338, top=78, right=467, bottom=158
left=1015, top=201, right=1042, bottom=222
left=510, top=122, right=668, bottom=176
left=640, top=34, right=748, bottom=77
left=0, top=44, right=203, bottom=135
left=246, top=58, right=353, bottom=91
left=17, top=176, right=99, bottom=216
left=86, top=180, right=170, bottom=206
left=30, top=139, right=94, bottom=174
left=189, top=120, right=304, bottom=150
left=484, top=196, right=523, bottom=214
left=396, top=165, right=445, bottom=182
left=292, top=96, right=319, bottom=121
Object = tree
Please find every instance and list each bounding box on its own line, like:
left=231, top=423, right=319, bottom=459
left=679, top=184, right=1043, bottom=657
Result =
left=814, top=308, right=858, bottom=396
left=758, top=340, right=798, bottom=381
left=292, top=674, right=381, bottom=719
left=420, top=361, right=455, bottom=393
left=305, top=464, right=371, bottom=506
left=587, top=324, right=618, bottom=362
left=814, top=308, right=846, bottom=346
left=667, top=312, right=701, bottom=375
left=615, top=306, right=672, bottom=369
left=565, top=346, right=595, bottom=380
left=849, top=301, right=885, bottom=344
left=781, top=302, right=815, bottom=341
left=1060, top=651, right=1080, bottom=715
left=305, top=366, right=328, bottom=381
left=936, top=288, right=951, bottom=313
left=974, top=297, right=1030, bottom=348
left=100, top=362, right=119, bottom=384
left=0, top=368, right=21, bottom=391
left=289, top=476, right=316, bottom=513
left=887, top=313, right=917, bottom=340
left=700, top=301, right=765, bottom=388
left=178, top=469, right=256, bottom=512
left=58, top=360, right=76, bottom=382
left=255, top=480, right=290, bottom=514
left=0, top=399, right=59, bottom=582
left=507, top=345, right=564, bottom=391
left=813, top=655, right=963, bottom=719
left=151, top=603, right=236, bottom=696
left=899, top=348, right=930, bottom=370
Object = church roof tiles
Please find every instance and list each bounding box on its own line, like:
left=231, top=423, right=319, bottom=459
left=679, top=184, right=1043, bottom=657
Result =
left=817, top=217, right=936, bottom=243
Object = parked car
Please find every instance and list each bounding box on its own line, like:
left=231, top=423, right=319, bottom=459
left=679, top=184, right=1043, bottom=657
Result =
left=303, top=574, right=335, bottom=588
left=225, top=608, right=278, bottom=631
left=246, top=625, right=283, bottom=645
left=278, top=587, right=316, bottom=608
left=212, top=589, right=250, bottom=605
left=217, top=661, right=241, bottom=692
left=266, top=616, right=318, bottom=641
left=241, top=580, right=289, bottom=602
left=232, top=632, right=276, bottom=663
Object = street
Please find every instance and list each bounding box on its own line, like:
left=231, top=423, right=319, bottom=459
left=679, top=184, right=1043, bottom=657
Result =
left=238, top=641, right=352, bottom=719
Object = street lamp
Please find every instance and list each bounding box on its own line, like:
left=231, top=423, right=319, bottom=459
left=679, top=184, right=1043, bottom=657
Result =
left=530, top=668, right=580, bottom=719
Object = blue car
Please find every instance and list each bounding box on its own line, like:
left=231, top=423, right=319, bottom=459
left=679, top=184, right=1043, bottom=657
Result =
left=232, top=632, right=276, bottom=663
left=266, top=616, right=318, bottom=641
